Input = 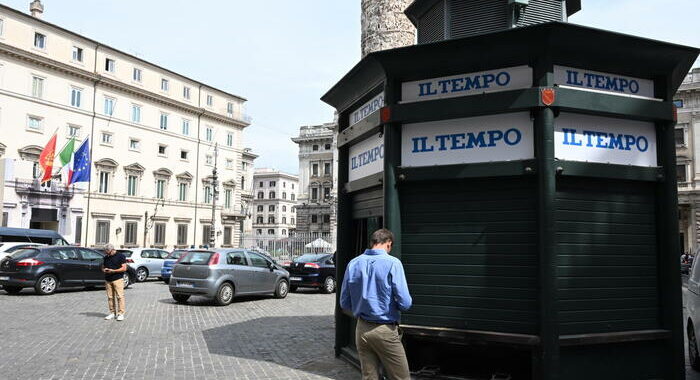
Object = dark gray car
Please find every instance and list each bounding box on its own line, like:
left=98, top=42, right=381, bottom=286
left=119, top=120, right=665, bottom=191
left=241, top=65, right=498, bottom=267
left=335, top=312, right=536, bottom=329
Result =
left=169, top=249, right=290, bottom=305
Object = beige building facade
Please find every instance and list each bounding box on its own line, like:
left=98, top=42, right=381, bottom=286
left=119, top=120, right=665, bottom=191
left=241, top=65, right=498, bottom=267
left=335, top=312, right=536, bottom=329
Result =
left=0, top=3, right=254, bottom=249
left=251, top=168, right=298, bottom=238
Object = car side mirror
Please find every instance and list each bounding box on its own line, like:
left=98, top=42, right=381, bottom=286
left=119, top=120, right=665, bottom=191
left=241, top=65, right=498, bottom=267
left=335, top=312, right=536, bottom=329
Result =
left=268, top=261, right=275, bottom=271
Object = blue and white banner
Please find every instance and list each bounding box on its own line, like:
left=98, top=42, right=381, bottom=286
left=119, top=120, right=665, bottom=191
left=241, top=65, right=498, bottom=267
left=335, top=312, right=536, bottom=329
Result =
left=349, top=93, right=385, bottom=126
left=401, top=112, right=534, bottom=167
left=554, top=66, right=655, bottom=99
left=555, top=114, right=657, bottom=167
left=401, top=66, right=532, bottom=103
left=348, top=133, right=384, bottom=182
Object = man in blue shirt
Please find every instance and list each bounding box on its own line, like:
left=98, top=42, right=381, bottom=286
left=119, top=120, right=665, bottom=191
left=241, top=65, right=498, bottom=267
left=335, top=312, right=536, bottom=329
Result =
left=340, top=229, right=412, bottom=380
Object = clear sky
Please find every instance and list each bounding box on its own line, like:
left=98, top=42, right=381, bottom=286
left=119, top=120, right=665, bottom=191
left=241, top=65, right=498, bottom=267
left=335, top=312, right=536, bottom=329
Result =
left=2, top=0, right=698, bottom=174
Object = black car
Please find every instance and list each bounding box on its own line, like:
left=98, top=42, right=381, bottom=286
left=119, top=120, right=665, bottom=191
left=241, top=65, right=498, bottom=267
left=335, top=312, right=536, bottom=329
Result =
left=0, top=246, right=135, bottom=295
left=281, top=253, right=336, bottom=293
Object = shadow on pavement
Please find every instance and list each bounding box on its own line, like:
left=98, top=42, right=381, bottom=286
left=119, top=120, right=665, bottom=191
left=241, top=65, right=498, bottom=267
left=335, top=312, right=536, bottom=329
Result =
left=202, top=315, right=355, bottom=379
left=78, top=312, right=106, bottom=318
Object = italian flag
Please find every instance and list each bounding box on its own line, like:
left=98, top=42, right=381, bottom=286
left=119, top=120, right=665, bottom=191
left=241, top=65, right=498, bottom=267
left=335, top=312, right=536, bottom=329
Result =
left=58, top=137, right=76, bottom=185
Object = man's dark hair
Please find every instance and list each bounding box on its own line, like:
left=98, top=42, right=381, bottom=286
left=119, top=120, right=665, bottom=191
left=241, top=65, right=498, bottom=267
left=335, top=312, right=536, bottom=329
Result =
left=370, top=228, right=394, bottom=248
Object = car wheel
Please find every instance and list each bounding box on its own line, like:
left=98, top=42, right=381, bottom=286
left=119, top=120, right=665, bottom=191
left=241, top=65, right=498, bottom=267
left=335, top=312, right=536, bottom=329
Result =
left=214, top=283, right=234, bottom=306
left=4, top=286, right=22, bottom=295
left=35, top=274, right=58, bottom=295
left=289, top=285, right=298, bottom=293
left=321, top=276, right=336, bottom=294
left=122, top=272, right=131, bottom=289
left=274, top=279, right=289, bottom=299
left=690, top=323, right=700, bottom=370
left=136, top=267, right=148, bottom=282
left=172, top=294, right=190, bottom=304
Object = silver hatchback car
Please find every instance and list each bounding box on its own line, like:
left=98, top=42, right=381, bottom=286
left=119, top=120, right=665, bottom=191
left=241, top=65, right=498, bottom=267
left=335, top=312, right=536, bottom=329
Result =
left=169, top=249, right=290, bottom=305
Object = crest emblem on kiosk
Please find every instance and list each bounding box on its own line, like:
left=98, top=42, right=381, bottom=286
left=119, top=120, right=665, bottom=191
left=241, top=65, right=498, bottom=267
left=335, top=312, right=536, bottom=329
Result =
left=541, top=88, right=556, bottom=106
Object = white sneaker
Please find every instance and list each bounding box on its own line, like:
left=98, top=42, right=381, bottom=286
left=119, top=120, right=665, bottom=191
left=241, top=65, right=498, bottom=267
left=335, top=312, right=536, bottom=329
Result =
left=105, top=313, right=115, bottom=320
left=116, top=314, right=124, bottom=321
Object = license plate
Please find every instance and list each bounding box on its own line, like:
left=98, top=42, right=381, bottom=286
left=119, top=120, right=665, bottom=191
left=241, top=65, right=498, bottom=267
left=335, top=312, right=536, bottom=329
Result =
left=290, top=277, right=302, bottom=281
left=178, top=281, right=194, bottom=288
left=0, top=276, right=9, bottom=281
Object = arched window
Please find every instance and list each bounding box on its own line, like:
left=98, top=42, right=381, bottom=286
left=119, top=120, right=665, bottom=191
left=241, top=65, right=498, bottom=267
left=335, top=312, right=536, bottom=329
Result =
left=269, top=191, right=276, bottom=199
left=282, top=192, right=287, bottom=199
left=282, top=229, right=287, bottom=236
left=282, top=217, right=287, bottom=224
left=268, top=216, right=275, bottom=224
left=282, top=206, right=287, bottom=212
left=257, top=205, right=263, bottom=212
left=257, top=216, right=264, bottom=224
left=257, top=191, right=264, bottom=199
left=291, top=194, right=296, bottom=201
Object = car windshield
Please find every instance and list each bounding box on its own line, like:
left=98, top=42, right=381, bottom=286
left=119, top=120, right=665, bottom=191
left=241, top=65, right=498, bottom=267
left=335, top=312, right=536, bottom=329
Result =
left=168, top=250, right=187, bottom=259
left=8, top=248, right=40, bottom=260
left=179, top=251, right=215, bottom=265
left=294, top=254, right=327, bottom=263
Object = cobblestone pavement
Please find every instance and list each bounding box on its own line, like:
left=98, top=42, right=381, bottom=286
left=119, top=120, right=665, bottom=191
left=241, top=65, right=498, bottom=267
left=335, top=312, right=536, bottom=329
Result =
left=0, top=281, right=358, bottom=380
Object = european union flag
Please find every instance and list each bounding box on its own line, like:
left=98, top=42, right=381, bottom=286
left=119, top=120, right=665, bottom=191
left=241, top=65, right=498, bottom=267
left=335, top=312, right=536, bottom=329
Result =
left=70, top=137, right=91, bottom=185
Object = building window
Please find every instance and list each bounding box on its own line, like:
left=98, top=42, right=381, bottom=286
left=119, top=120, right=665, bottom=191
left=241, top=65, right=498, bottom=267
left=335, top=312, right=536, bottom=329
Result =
left=31, top=76, right=44, bottom=98
left=99, top=171, right=110, bottom=193
left=282, top=192, right=287, bottom=200
left=291, top=218, right=295, bottom=224
left=105, top=58, right=115, bottom=72
left=257, top=191, right=264, bottom=199
left=678, top=164, right=688, bottom=183
left=269, top=181, right=276, bottom=187
left=282, top=229, right=287, bottom=236
left=127, top=175, right=138, bottom=196
left=70, top=87, right=82, bottom=108
left=156, top=179, right=166, bottom=199
left=269, top=191, right=276, bottom=199
left=206, top=127, right=213, bottom=142
left=160, top=113, right=168, bottom=130
left=257, top=205, right=264, bottom=212
left=204, top=186, right=212, bottom=204
left=312, top=164, right=319, bottom=176
left=324, top=187, right=331, bottom=199
left=224, top=189, right=232, bottom=208
left=312, top=144, right=319, bottom=151
left=268, top=229, right=274, bottom=235
left=291, top=194, right=295, bottom=201
left=292, top=183, right=295, bottom=190
left=325, top=143, right=331, bottom=150
left=0, top=19, right=4, bottom=37
left=282, top=206, right=286, bottom=212
left=225, top=159, right=233, bottom=169
left=269, top=205, right=275, bottom=212
left=68, top=125, right=81, bottom=137
left=161, top=78, right=169, bottom=92
left=223, top=227, right=232, bottom=245
left=178, top=183, right=188, bottom=201
left=180, top=150, right=188, bottom=160
left=72, top=46, right=83, bottom=62
left=323, top=214, right=331, bottom=223
left=132, top=68, right=142, bottom=82
left=27, top=116, right=43, bottom=131
left=177, top=224, right=188, bottom=245
left=227, top=102, right=234, bottom=116
left=75, top=216, right=82, bottom=244
left=34, top=32, right=46, bottom=49
left=324, top=162, right=331, bottom=175
left=311, top=188, right=318, bottom=201
left=205, top=155, right=213, bottom=165
left=1, top=212, right=7, bottom=227
left=282, top=217, right=287, bottom=224
left=202, top=225, right=212, bottom=245
left=257, top=216, right=264, bottom=224
left=259, top=181, right=264, bottom=187
left=242, top=162, right=248, bottom=171
left=206, top=94, right=213, bottom=106
left=311, top=215, right=318, bottom=223
left=101, top=132, right=113, bottom=145
left=154, top=223, right=166, bottom=245
left=129, top=139, right=140, bottom=151
left=158, top=145, right=167, bottom=156
left=226, top=132, right=234, bottom=147
left=283, top=182, right=286, bottom=188
left=131, top=104, right=141, bottom=123
left=676, top=127, right=686, bottom=146
left=104, top=97, right=115, bottom=116
left=256, top=229, right=262, bottom=235
left=95, top=221, right=110, bottom=245
left=182, top=119, right=190, bottom=135
left=125, top=222, right=138, bottom=245
left=183, top=86, right=191, bottom=100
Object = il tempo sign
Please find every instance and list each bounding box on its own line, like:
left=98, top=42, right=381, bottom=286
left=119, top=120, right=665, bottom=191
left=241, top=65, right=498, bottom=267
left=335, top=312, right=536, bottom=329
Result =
left=555, top=114, right=657, bottom=167
left=401, top=112, right=534, bottom=167
left=348, top=133, right=384, bottom=182
left=554, top=66, right=655, bottom=98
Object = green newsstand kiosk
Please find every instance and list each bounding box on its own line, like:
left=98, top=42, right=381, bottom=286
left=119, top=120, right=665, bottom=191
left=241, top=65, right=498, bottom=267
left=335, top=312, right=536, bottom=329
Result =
left=322, top=16, right=699, bottom=380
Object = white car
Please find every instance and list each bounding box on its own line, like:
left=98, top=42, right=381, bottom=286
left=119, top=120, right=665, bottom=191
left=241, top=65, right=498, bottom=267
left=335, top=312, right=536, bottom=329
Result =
left=119, top=248, right=170, bottom=282
left=0, top=242, right=44, bottom=260
left=687, top=258, right=700, bottom=371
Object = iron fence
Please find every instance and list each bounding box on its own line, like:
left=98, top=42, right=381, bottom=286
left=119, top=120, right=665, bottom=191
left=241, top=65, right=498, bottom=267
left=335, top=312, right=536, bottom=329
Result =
left=239, top=232, right=333, bottom=262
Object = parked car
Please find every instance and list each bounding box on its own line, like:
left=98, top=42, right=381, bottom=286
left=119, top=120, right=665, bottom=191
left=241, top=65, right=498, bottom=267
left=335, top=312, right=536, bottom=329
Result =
left=0, top=243, right=44, bottom=260
left=687, top=258, right=700, bottom=370
left=0, top=227, right=70, bottom=245
left=0, top=246, right=133, bottom=295
left=120, top=248, right=169, bottom=282
left=169, top=249, right=290, bottom=306
left=161, top=249, right=190, bottom=284
left=280, top=253, right=336, bottom=293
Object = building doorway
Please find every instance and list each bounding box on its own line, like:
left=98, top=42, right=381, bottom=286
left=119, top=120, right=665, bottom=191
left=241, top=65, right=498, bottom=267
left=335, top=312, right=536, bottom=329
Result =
left=30, top=208, right=58, bottom=231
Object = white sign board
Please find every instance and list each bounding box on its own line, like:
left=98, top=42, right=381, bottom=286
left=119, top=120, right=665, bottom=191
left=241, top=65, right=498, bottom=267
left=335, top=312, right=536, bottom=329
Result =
left=349, top=93, right=385, bottom=126
left=554, top=65, right=655, bottom=98
left=555, top=113, right=657, bottom=167
left=348, top=133, right=384, bottom=182
left=401, top=112, right=534, bottom=168
left=401, top=66, right=532, bottom=103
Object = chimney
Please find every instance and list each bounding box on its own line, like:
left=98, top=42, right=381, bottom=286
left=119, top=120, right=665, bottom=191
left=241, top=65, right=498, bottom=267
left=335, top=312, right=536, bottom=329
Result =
left=30, top=0, right=44, bottom=18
